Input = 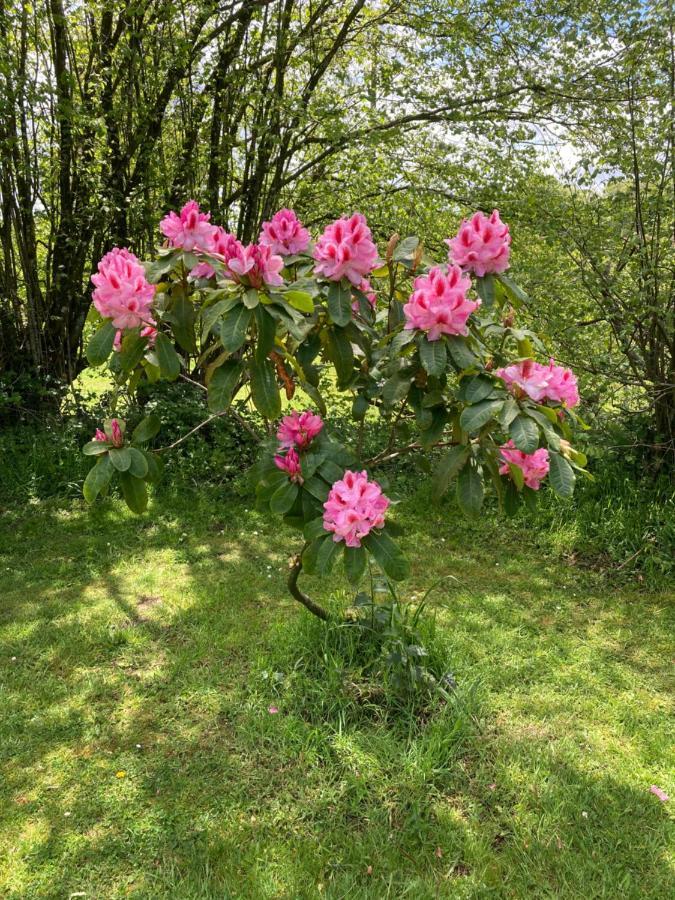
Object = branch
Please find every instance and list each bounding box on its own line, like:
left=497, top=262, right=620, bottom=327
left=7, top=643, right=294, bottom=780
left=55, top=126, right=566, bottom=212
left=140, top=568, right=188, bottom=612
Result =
left=288, top=547, right=330, bottom=621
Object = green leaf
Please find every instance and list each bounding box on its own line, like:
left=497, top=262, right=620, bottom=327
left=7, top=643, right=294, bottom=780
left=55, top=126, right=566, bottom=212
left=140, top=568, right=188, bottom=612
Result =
left=496, top=273, right=529, bottom=306
left=154, top=332, right=181, bottom=380
left=254, top=306, right=276, bottom=363
left=459, top=399, right=503, bottom=432
left=171, top=292, right=197, bottom=352
left=208, top=359, right=242, bottom=413
left=128, top=447, right=149, bottom=478
left=284, top=290, right=314, bottom=313
left=220, top=303, right=252, bottom=353
left=119, top=471, right=148, bottom=514
left=200, top=298, right=239, bottom=341
left=303, top=517, right=326, bottom=541
left=86, top=320, right=116, bottom=366
left=392, top=235, right=419, bottom=262
left=363, top=530, right=409, bottom=581
left=503, top=479, right=521, bottom=516
left=344, top=545, right=367, bottom=585
left=132, top=414, right=161, bottom=444
left=432, top=445, right=470, bottom=497
left=316, top=534, right=342, bottom=575
left=270, top=479, right=299, bottom=515
left=301, top=535, right=328, bottom=574
left=457, top=463, right=484, bottom=517
left=82, top=440, right=109, bottom=456
left=327, top=280, right=352, bottom=326
left=83, top=456, right=113, bottom=503
left=419, top=337, right=447, bottom=376
left=303, top=476, right=330, bottom=502
left=108, top=447, right=132, bottom=472
left=499, top=396, right=520, bottom=429
left=507, top=462, right=525, bottom=490
left=382, top=372, right=411, bottom=406
left=510, top=414, right=539, bottom=453
left=249, top=357, right=281, bottom=419
left=352, top=395, right=369, bottom=421
left=119, top=332, right=148, bottom=372
left=243, top=288, right=259, bottom=309
left=325, top=327, right=354, bottom=387
left=475, top=274, right=495, bottom=308
left=446, top=336, right=478, bottom=370
left=548, top=451, right=575, bottom=498
left=461, top=375, right=500, bottom=404
left=143, top=451, right=163, bottom=484
left=418, top=407, right=447, bottom=449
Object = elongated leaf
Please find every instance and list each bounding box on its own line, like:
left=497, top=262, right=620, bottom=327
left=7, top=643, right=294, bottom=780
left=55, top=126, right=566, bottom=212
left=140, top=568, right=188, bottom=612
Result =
left=142, top=451, right=163, bottom=484
left=503, top=479, right=521, bottom=516
left=171, top=292, right=197, bottom=352
left=220, top=303, right=252, bottom=353
left=475, top=274, right=495, bottom=308
left=82, top=440, right=109, bottom=456
left=392, top=235, right=419, bottom=262
left=327, top=280, right=352, bottom=326
left=510, top=414, right=539, bottom=453
left=132, top=414, right=161, bottom=444
left=497, top=273, right=529, bottom=305
left=208, top=359, right=243, bottom=413
left=303, top=517, right=326, bottom=541
left=254, top=306, right=276, bottom=363
left=119, top=471, right=148, bottom=513
left=419, top=337, right=446, bottom=376
left=200, top=298, right=239, bottom=341
left=363, top=530, right=409, bottom=581
left=284, top=290, right=314, bottom=313
left=108, top=447, right=132, bottom=472
left=459, top=399, right=503, bottom=433
left=243, top=288, right=259, bottom=309
left=314, top=534, right=341, bottom=575
left=154, top=332, right=181, bottom=380
left=325, top=327, right=354, bottom=387
left=446, top=336, right=478, bottom=369
left=128, top=447, right=149, bottom=478
left=303, top=476, right=330, bottom=502
left=344, top=545, right=367, bottom=585
left=499, top=395, right=520, bottom=429
left=432, top=445, right=470, bottom=497
left=419, top=407, right=447, bottom=449
left=457, top=463, right=484, bottom=517
left=249, top=357, right=281, bottom=419
left=83, top=456, right=113, bottom=503
left=548, top=451, right=575, bottom=497
left=119, top=333, right=148, bottom=372
left=270, top=479, right=299, bottom=515
left=382, top=372, right=411, bottom=406
left=87, top=320, right=116, bottom=366
left=301, top=536, right=327, bottom=575
left=461, top=374, right=500, bottom=404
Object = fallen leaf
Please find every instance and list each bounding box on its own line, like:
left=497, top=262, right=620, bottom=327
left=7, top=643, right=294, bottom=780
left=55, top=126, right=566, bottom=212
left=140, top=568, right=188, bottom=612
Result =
left=435, top=846, right=443, bottom=859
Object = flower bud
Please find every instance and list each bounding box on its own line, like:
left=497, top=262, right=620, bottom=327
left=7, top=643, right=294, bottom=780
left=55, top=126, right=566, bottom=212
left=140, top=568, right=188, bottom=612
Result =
left=110, top=419, right=124, bottom=448
left=386, top=233, right=400, bottom=263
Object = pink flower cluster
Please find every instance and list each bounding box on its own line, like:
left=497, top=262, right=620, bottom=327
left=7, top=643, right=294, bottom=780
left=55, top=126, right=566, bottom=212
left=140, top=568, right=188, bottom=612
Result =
left=259, top=209, right=310, bottom=256
left=403, top=265, right=477, bottom=340
left=446, top=210, right=511, bottom=277
left=160, top=200, right=284, bottom=287
left=323, top=470, right=390, bottom=548
left=313, top=213, right=380, bottom=286
left=497, top=358, right=580, bottom=408
left=277, top=410, right=324, bottom=450
left=93, top=419, right=124, bottom=448
left=351, top=278, right=377, bottom=314
left=274, top=448, right=303, bottom=484
left=91, top=248, right=156, bottom=330
left=499, top=441, right=550, bottom=490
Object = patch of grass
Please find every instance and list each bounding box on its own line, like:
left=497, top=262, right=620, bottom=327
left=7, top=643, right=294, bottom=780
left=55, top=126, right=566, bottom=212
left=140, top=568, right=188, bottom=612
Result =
left=0, top=487, right=673, bottom=899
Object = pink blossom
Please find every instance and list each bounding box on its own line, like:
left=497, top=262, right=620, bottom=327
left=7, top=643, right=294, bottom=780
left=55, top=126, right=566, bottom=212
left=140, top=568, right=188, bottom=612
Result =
left=93, top=428, right=107, bottom=442
left=190, top=227, right=243, bottom=279
left=352, top=278, right=377, bottom=314
left=403, top=265, right=477, bottom=341
left=542, top=359, right=580, bottom=408
left=497, top=358, right=580, bottom=408
left=650, top=785, right=669, bottom=803
left=268, top=706, right=279, bottom=715
left=110, top=419, right=124, bottom=448
left=499, top=440, right=550, bottom=490
left=276, top=410, right=324, bottom=450
left=446, top=209, right=511, bottom=277
left=259, top=208, right=310, bottom=256
left=323, top=470, right=390, bottom=548
left=228, top=242, right=284, bottom=288
left=91, top=248, right=156, bottom=330
left=274, top=448, right=303, bottom=483
left=159, top=200, right=215, bottom=253
left=313, top=213, right=380, bottom=286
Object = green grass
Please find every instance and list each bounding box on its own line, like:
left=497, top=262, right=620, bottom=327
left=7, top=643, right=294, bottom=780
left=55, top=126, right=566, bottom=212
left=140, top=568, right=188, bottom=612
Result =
left=1, top=486, right=673, bottom=898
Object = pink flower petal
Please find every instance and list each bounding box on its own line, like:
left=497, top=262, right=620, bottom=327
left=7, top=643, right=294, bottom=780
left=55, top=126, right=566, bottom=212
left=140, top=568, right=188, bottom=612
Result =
left=650, top=785, right=669, bottom=802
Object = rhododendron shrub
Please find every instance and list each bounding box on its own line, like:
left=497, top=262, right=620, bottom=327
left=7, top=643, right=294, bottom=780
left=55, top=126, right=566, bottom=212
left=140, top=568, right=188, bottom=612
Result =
left=81, top=202, right=589, bottom=619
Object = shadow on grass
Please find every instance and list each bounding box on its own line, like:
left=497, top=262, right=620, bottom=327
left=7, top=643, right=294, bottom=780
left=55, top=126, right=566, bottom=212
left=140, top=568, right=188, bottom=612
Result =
left=0, top=491, right=673, bottom=898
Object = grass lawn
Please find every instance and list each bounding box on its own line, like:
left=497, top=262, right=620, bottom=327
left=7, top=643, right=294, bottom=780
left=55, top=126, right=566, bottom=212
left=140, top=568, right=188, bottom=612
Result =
left=1, top=485, right=673, bottom=898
